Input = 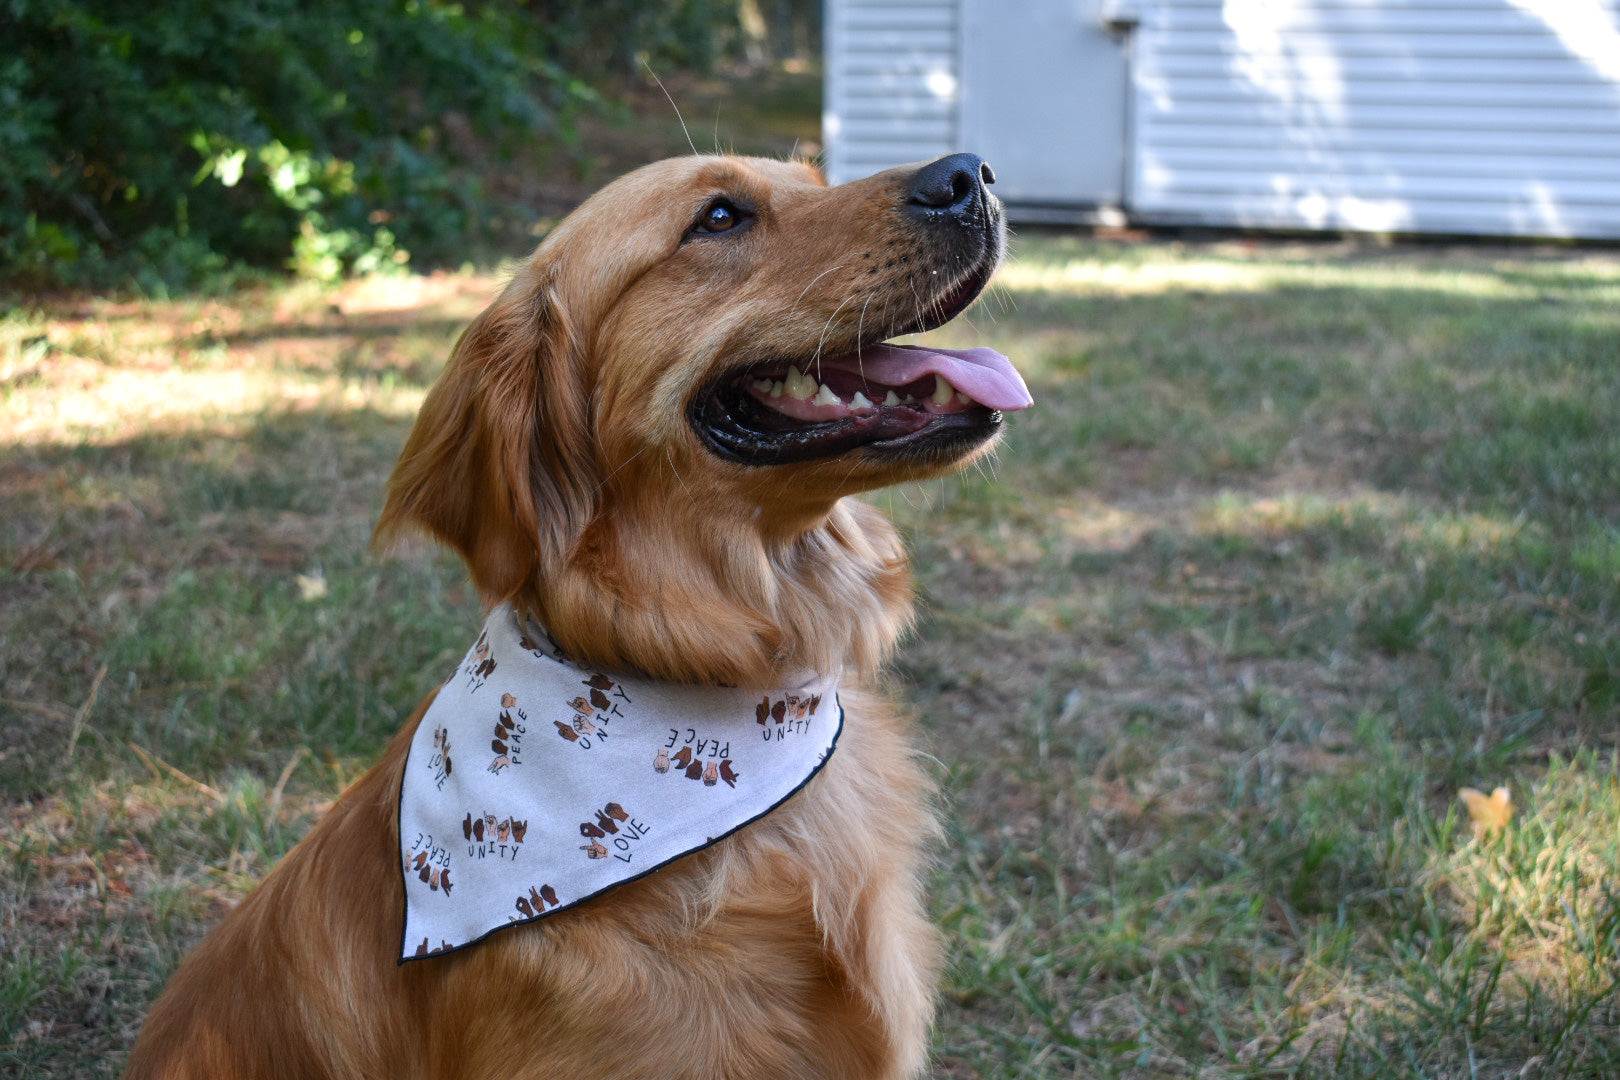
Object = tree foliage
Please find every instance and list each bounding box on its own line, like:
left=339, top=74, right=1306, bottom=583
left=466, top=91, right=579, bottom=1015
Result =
left=1, top=0, right=746, bottom=290
left=528, top=0, right=747, bottom=74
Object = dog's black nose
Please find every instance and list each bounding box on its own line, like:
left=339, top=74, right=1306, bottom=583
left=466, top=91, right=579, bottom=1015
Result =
left=905, top=154, right=995, bottom=217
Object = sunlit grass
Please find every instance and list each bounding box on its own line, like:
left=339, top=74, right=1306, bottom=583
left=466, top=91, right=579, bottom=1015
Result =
left=0, top=274, right=492, bottom=446
left=994, top=239, right=1620, bottom=301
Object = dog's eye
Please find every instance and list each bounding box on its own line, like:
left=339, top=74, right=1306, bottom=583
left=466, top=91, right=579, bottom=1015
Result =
left=692, top=199, right=750, bottom=237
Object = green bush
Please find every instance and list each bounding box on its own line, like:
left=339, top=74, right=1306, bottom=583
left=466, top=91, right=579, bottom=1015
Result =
left=536, top=0, right=746, bottom=74
left=0, top=0, right=742, bottom=291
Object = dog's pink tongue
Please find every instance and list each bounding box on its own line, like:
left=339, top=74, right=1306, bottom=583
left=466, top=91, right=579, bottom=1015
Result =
left=858, top=344, right=1033, bottom=411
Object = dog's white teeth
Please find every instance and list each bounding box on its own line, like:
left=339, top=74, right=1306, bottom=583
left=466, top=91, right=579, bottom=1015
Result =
left=883, top=390, right=902, bottom=407
left=850, top=390, right=874, bottom=411
left=769, top=380, right=785, bottom=398
left=753, top=378, right=774, bottom=394
left=812, top=382, right=841, bottom=407
left=956, top=391, right=972, bottom=405
left=784, top=367, right=817, bottom=401
left=931, top=374, right=956, bottom=406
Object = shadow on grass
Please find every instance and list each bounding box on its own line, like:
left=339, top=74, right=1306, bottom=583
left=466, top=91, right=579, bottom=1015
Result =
left=0, top=407, right=486, bottom=796
left=0, top=399, right=501, bottom=1076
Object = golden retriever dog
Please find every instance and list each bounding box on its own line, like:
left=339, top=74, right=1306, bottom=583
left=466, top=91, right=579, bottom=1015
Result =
left=125, top=151, right=1029, bottom=1079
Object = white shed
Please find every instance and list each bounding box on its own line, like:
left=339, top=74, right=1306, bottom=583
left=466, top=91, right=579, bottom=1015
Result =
left=823, top=0, right=1620, bottom=239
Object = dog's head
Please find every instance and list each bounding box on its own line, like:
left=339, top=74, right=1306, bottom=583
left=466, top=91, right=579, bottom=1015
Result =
left=377, top=154, right=1028, bottom=684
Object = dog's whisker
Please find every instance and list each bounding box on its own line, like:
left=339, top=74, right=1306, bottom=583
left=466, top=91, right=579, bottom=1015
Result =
left=664, top=449, right=696, bottom=500
left=833, top=454, right=865, bottom=492
left=591, top=445, right=651, bottom=497
left=644, top=63, right=698, bottom=157
left=854, top=293, right=877, bottom=383
left=813, top=292, right=862, bottom=374
left=904, top=279, right=928, bottom=340
left=986, top=282, right=1017, bottom=318
left=791, top=264, right=850, bottom=319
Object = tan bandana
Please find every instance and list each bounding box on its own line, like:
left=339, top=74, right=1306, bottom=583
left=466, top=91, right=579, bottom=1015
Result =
left=397, top=606, right=842, bottom=962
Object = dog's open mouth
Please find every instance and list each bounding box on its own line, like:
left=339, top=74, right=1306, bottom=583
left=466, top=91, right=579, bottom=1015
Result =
left=693, top=269, right=1032, bottom=467
left=694, top=345, right=1032, bottom=465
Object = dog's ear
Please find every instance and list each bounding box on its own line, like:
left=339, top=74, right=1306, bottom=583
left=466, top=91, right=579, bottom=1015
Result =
left=373, top=267, right=594, bottom=602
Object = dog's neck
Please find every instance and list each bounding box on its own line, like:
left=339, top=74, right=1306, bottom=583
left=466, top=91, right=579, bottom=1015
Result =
left=516, top=496, right=913, bottom=689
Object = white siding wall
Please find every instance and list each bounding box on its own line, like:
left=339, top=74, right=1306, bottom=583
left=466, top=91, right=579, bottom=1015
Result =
left=1130, top=0, right=1620, bottom=238
left=823, top=0, right=961, bottom=185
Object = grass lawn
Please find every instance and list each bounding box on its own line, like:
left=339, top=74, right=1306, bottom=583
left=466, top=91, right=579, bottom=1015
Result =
left=2, top=231, right=1618, bottom=1078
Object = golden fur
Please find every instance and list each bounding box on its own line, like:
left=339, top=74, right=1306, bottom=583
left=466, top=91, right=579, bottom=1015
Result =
left=126, top=154, right=1005, bottom=1079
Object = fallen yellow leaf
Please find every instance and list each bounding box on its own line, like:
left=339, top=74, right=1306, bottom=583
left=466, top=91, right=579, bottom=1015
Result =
left=295, top=572, right=328, bottom=601
left=1458, top=786, right=1513, bottom=840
